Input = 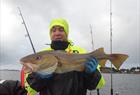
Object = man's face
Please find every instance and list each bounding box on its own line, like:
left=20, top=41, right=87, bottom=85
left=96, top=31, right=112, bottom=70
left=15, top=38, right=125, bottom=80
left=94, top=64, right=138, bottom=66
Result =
left=50, top=26, right=67, bottom=41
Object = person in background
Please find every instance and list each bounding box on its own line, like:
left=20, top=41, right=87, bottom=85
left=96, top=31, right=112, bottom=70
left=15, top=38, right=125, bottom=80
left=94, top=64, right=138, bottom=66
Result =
left=0, top=79, right=27, bottom=95
left=24, top=18, right=106, bottom=95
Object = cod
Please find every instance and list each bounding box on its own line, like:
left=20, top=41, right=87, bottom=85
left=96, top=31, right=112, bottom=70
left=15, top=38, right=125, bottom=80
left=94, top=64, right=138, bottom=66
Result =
left=20, top=48, right=128, bottom=74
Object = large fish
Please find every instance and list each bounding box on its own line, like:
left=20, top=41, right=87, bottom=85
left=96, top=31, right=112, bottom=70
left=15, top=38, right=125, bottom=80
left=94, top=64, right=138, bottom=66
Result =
left=20, top=48, right=128, bottom=74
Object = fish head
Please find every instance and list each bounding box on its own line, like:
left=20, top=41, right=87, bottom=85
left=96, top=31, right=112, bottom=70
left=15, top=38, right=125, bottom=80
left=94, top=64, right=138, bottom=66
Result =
left=20, top=52, right=58, bottom=74
left=20, top=53, right=45, bottom=64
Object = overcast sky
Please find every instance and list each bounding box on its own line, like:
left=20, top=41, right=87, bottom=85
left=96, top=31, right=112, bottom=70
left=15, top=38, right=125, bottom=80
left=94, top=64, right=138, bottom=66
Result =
left=0, top=0, right=140, bottom=69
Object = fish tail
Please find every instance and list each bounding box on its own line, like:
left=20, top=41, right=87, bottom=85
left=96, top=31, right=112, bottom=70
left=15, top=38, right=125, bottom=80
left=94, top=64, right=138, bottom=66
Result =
left=109, top=54, right=129, bottom=70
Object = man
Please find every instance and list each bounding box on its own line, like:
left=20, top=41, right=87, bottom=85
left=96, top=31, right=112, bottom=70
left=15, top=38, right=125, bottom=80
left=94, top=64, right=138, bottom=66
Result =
left=24, top=18, right=105, bottom=95
left=0, top=79, right=27, bottom=95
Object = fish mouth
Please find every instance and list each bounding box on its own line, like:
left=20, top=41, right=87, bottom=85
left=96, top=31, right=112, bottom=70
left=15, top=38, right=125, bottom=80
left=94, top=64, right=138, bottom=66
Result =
left=20, top=62, right=34, bottom=73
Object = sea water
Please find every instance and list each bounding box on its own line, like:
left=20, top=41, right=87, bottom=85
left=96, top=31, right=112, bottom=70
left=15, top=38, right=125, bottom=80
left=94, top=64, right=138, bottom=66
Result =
left=87, top=74, right=140, bottom=95
left=0, top=70, right=140, bottom=95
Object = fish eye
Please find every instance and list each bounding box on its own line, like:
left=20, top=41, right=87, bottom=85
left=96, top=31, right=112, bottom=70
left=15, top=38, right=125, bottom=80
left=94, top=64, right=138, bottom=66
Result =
left=35, top=56, right=41, bottom=60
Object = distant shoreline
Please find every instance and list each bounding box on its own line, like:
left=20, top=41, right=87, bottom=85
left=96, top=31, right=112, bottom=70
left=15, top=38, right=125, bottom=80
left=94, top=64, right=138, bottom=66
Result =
left=102, top=72, right=140, bottom=74
left=0, top=69, right=20, bottom=71
left=0, top=69, right=139, bottom=74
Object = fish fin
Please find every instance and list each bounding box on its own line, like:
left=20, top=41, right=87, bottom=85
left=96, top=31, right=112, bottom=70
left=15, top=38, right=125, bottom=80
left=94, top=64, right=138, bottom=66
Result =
left=90, top=47, right=107, bottom=67
left=39, top=62, right=58, bottom=74
left=109, top=54, right=129, bottom=70
left=99, top=59, right=107, bottom=67
left=90, top=47, right=105, bottom=55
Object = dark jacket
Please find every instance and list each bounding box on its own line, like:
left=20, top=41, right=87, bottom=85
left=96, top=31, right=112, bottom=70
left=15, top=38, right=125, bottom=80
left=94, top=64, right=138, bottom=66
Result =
left=39, top=70, right=101, bottom=95
left=0, top=80, right=27, bottom=95
left=25, top=45, right=105, bottom=95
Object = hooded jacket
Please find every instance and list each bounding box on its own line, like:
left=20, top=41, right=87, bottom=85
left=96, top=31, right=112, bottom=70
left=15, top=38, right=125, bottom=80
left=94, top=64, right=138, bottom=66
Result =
left=24, top=18, right=105, bottom=95
left=0, top=80, right=27, bottom=95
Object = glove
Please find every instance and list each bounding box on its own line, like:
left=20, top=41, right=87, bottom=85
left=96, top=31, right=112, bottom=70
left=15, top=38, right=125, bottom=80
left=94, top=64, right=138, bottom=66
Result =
left=85, top=57, right=98, bottom=73
left=26, top=72, right=53, bottom=91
